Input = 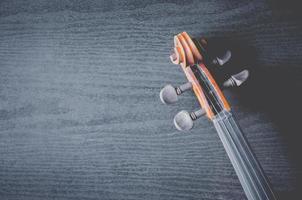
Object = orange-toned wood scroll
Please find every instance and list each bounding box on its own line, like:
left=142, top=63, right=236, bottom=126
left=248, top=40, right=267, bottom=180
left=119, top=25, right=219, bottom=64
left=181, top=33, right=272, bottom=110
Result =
left=170, top=32, right=230, bottom=119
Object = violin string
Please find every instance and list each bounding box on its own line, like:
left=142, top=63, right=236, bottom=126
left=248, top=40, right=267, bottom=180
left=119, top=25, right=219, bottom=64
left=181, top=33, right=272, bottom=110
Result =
left=201, top=66, right=274, bottom=197
left=181, top=35, right=274, bottom=198
left=195, top=63, right=273, bottom=198
left=187, top=34, right=274, bottom=196
left=218, top=102, right=273, bottom=198
left=188, top=35, right=273, bottom=196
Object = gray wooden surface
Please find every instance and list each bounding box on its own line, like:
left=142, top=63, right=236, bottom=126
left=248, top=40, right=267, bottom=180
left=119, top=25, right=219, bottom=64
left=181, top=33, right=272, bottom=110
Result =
left=0, top=0, right=301, bottom=199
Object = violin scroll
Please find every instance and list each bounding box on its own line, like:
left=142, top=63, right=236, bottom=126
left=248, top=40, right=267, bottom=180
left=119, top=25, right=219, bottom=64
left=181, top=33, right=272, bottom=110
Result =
left=160, top=32, right=249, bottom=130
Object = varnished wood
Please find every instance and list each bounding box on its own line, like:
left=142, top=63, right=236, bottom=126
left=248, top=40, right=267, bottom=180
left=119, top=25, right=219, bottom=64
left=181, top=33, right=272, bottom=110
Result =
left=172, top=32, right=230, bottom=119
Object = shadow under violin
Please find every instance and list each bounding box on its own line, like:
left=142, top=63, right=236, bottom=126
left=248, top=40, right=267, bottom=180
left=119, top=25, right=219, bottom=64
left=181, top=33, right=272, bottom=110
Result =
left=207, top=37, right=302, bottom=200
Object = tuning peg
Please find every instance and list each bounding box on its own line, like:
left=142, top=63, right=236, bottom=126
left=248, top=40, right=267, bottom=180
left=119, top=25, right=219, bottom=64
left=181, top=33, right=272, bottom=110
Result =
left=212, top=50, right=232, bottom=66
left=223, top=69, right=249, bottom=88
left=174, top=109, right=205, bottom=131
left=160, top=82, right=192, bottom=104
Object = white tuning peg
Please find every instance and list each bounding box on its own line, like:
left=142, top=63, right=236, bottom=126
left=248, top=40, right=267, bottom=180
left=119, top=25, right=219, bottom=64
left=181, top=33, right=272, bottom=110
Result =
left=223, top=69, right=249, bottom=88
left=159, top=82, right=192, bottom=104
left=213, top=50, right=232, bottom=66
left=174, top=109, right=205, bottom=131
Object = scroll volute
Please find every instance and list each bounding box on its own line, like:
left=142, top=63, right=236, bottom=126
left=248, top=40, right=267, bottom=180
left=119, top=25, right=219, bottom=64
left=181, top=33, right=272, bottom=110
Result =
left=170, top=32, right=204, bottom=68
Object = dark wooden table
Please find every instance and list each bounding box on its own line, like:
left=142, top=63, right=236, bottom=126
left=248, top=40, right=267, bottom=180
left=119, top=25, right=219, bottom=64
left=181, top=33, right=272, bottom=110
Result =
left=0, top=0, right=301, bottom=199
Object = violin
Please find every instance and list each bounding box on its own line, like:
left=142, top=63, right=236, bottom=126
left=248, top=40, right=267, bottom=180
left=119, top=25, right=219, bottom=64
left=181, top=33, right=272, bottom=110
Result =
left=159, top=32, right=277, bottom=200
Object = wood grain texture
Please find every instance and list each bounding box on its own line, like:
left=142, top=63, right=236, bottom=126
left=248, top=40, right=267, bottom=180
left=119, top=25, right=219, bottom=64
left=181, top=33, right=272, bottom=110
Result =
left=0, top=0, right=301, bottom=199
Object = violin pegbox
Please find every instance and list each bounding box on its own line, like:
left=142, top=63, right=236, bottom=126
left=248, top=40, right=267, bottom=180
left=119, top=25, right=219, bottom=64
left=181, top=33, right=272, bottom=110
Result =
left=160, top=32, right=249, bottom=131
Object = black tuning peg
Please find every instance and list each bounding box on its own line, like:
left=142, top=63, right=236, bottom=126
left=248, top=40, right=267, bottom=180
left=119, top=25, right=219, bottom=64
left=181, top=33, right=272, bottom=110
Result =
left=159, top=82, right=192, bottom=105
left=174, top=109, right=205, bottom=131
left=223, top=69, right=249, bottom=88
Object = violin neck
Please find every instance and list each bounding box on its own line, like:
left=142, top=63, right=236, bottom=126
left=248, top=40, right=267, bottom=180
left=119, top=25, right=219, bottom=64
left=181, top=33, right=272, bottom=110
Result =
left=213, top=110, right=277, bottom=200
